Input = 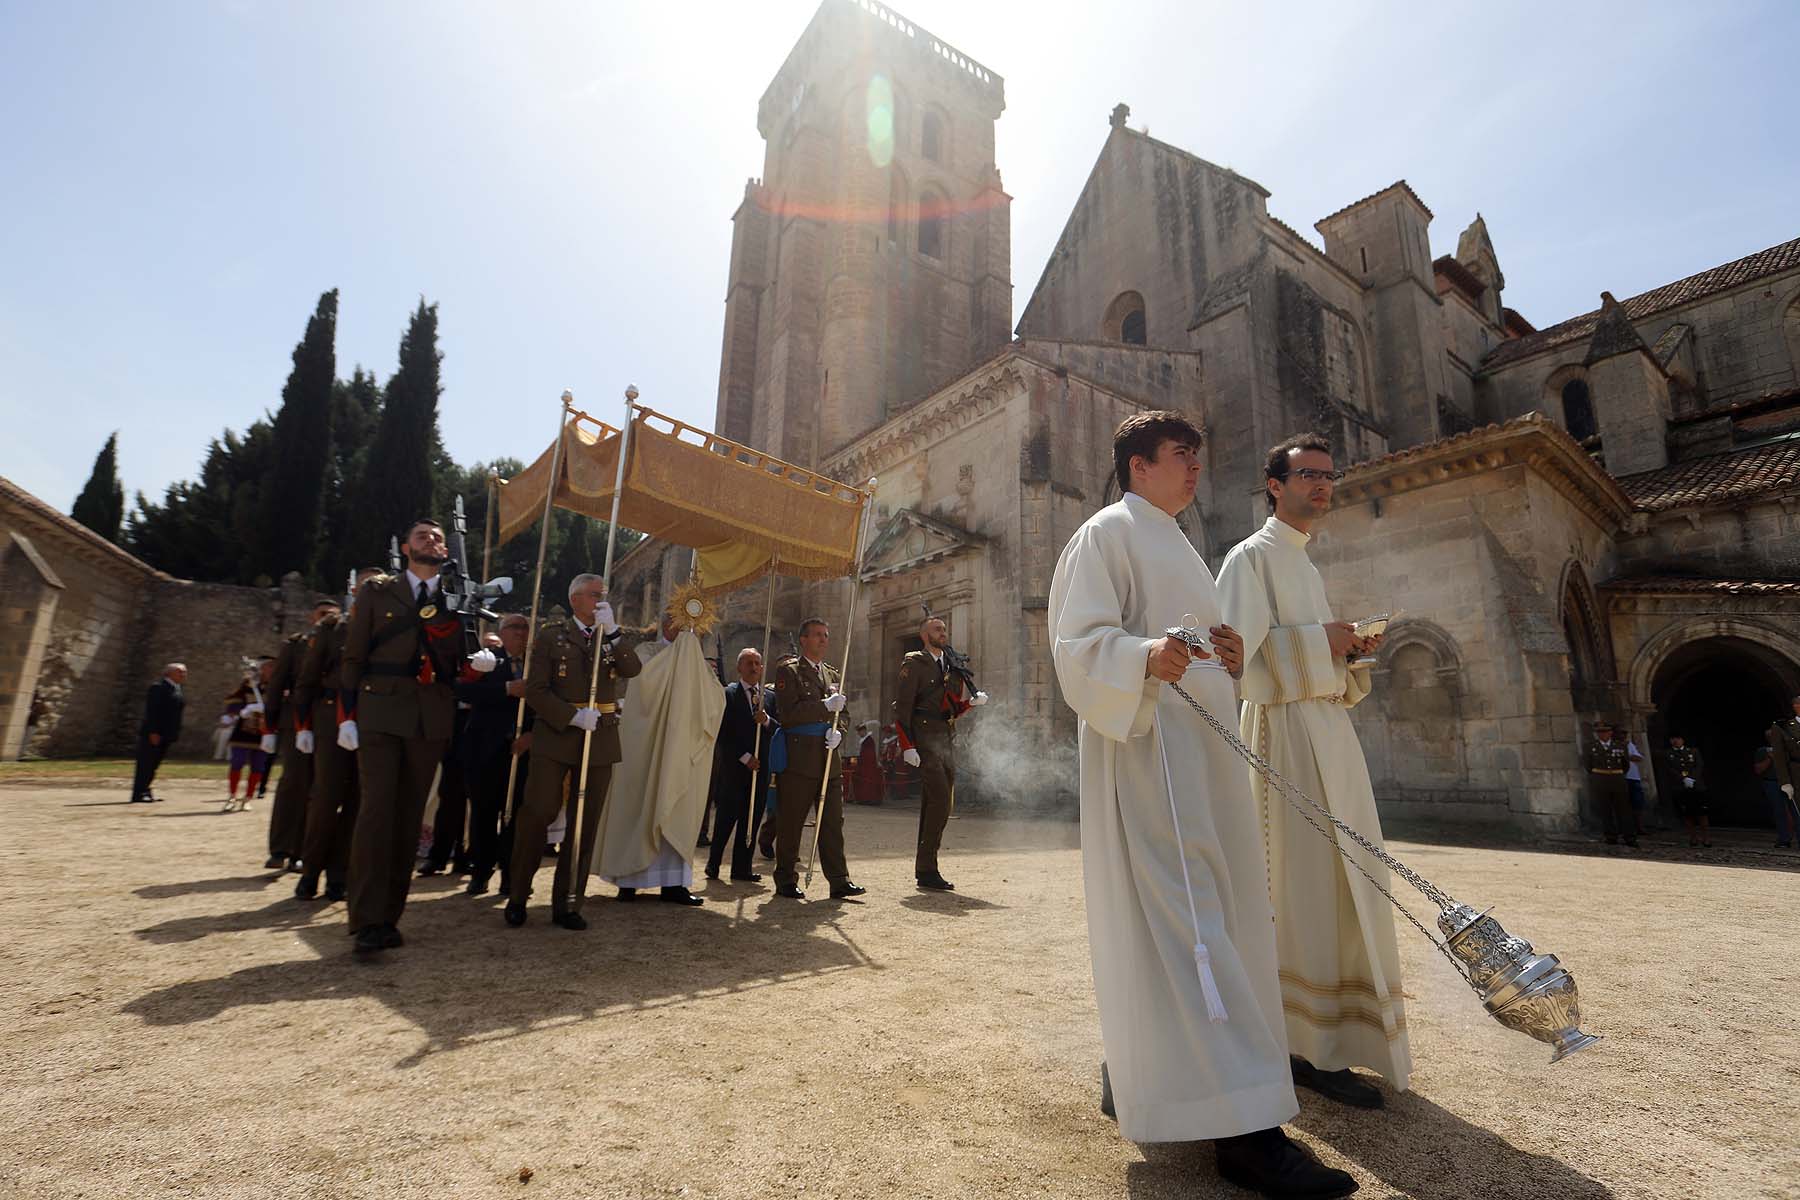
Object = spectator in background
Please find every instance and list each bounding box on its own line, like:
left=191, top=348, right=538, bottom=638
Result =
left=1765, top=695, right=1800, bottom=850
left=220, top=658, right=276, bottom=812
left=1623, top=726, right=1648, bottom=837
left=1752, top=743, right=1793, bottom=850
left=130, top=662, right=187, bottom=804
left=1665, top=733, right=1709, bottom=848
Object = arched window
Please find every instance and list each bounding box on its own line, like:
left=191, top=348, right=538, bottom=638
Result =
left=921, top=112, right=943, bottom=163
left=917, top=187, right=946, bottom=260
left=887, top=167, right=908, bottom=245
left=1562, top=379, right=1597, bottom=441
left=1102, top=291, right=1147, bottom=344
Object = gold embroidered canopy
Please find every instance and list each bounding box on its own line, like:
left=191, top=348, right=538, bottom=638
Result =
left=495, top=405, right=871, bottom=595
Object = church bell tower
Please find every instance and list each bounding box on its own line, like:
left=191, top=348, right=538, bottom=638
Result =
left=714, top=0, right=1011, bottom=467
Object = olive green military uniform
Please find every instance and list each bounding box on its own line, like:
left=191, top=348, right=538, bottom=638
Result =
left=511, top=616, right=642, bottom=915
left=772, top=654, right=850, bottom=891
left=1667, top=744, right=1708, bottom=819
left=893, top=649, right=962, bottom=881
left=341, top=573, right=463, bottom=933
left=1585, top=733, right=1635, bottom=845
left=294, top=613, right=358, bottom=891
left=264, top=626, right=316, bottom=865
left=1766, top=716, right=1800, bottom=792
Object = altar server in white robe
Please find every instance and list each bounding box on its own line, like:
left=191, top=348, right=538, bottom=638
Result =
left=1049, top=411, right=1359, bottom=1199
left=1218, top=432, right=1411, bottom=1109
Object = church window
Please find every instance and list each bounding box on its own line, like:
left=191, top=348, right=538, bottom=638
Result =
left=922, top=112, right=944, bottom=163
left=1562, top=378, right=1597, bottom=441
left=1360, top=246, right=1368, bottom=273
left=1102, top=291, right=1147, bottom=344
left=917, top=187, right=946, bottom=259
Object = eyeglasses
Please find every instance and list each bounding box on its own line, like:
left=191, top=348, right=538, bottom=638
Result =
left=1290, top=468, right=1344, bottom=483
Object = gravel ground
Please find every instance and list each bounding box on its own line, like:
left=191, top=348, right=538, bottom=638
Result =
left=2, top=779, right=1796, bottom=1200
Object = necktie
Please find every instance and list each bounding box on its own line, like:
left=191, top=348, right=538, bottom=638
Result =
left=416, top=579, right=428, bottom=609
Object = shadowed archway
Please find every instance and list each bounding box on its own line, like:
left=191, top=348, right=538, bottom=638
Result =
left=1648, top=636, right=1799, bottom=827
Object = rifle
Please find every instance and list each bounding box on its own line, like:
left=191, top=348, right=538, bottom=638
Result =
left=441, top=494, right=514, bottom=655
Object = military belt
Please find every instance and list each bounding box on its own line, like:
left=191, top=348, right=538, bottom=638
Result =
left=580, top=701, right=619, bottom=714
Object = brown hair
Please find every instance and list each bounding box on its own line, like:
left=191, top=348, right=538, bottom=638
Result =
left=1113, top=410, right=1205, bottom=496
left=1263, top=432, right=1332, bottom=512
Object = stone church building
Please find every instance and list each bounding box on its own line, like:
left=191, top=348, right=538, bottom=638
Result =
left=612, top=0, right=1800, bottom=833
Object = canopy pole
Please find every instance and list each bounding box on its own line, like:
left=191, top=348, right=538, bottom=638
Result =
left=566, top=384, right=638, bottom=910
left=479, top=469, right=498, bottom=639
left=804, top=479, right=878, bottom=891
left=743, top=553, right=780, bottom=861
left=501, top=392, right=572, bottom=831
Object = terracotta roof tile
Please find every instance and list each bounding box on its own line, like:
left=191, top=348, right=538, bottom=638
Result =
left=1482, top=236, right=1800, bottom=370
left=1599, top=576, right=1800, bottom=596
left=1433, top=255, right=1487, bottom=301
left=1616, top=437, right=1800, bottom=512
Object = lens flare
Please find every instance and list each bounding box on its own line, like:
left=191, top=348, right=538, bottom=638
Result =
left=865, top=74, right=894, bottom=167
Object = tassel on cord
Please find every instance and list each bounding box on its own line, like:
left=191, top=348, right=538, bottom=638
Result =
left=1194, top=942, right=1228, bottom=1022
left=1155, top=709, right=1228, bottom=1024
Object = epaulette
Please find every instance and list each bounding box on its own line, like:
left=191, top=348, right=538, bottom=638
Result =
left=777, top=654, right=800, bottom=666
left=361, top=573, right=395, bottom=591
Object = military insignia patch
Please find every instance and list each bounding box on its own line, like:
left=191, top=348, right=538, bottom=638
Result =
left=419, top=604, right=438, bottom=620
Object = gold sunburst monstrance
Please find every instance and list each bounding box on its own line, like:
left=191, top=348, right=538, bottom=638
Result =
left=664, top=577, right=719, bottom=636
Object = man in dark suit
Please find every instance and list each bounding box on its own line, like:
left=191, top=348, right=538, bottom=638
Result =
left=705, top=647, right=774, bottom=883
left=455, top=615, right=535, bottom=896
left=339, top=518, right=497, bottom=956
left=130, top=662, right=187, bottom=803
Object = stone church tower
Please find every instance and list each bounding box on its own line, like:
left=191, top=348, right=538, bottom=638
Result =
left=714, top=0, right=1012, bottom=467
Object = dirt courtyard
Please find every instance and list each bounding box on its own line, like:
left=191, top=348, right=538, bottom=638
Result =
left=2, top=779, right=1796, bottom=1200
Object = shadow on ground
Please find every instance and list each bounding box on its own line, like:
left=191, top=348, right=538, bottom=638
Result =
left=121, top=882, right=874, bottom=1067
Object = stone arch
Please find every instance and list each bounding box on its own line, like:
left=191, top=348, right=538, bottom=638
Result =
left=1557, top=559, right=1613, bottom=709
left=1372, top=617, right=1466, bottom=788
left=1102, top=290, right=1147, bottom=344
left=1625, top=615, right=1800, bottom=714
left=1544, top=362, right=1596, bottom=442
left=916, top=184, right=948, bottom=259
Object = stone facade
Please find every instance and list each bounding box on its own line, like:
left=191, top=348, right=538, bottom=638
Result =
left=1, top=477, right=320, bottom=761
left=632, top=0, right=1800, bottom=830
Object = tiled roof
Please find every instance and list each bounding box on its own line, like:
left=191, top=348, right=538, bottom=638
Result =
left=1482, top=236, right=1800, bottom=370
left=1344, top=411, right=1559, bottom=474
left=1599, top=576, right=1800, bottom=596
left=1616, top=437, right=1800, bottom=512
left=1315, top=180, right=1433, bottom=228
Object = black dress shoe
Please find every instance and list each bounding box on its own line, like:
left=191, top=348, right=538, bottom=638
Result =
left=1215, top=1127, right=1357, bottom=1198
left=1100, top=1062, right=1116, bottom=1120
left=129, top=796, right=153, bottom=803
left=660, top=886, right=704, bottom=906
left=294, top=874, right=320, bottom=901
left=776, top=884, right=805, bottom=899
left=916, top=874, right=955, bottom=891
left=466, top=874, right=492, bottom=897
left=324, top=881, right=347, bottom=902
left=504, top=900, right=527, bottom=927
left=758, top=842, right=775, bottom=860
left=729, top=872, right=763, bottom=883
left=829, top=881, right=867, bottom=898
left=264, top=855, right=286, bottom=869
left=380, top=925, right=405, bottom=949
left=352, top=926, right=385, bottom=956
left=616, top=887, right=638, bottom=902
left=417, top=862, right=443, bottom=877
left=553, top=911, right=589, bottom=931
left=286, top=857, right=302, bottom=872
left=1290, top=1057, right=1383, bottom=1109
left=703, top=866, right=720, bottom=880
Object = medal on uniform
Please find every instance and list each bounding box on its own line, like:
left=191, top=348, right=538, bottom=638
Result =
left=419, top=604, right=438, bottom=620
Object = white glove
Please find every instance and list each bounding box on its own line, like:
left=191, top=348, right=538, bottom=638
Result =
left=258, top=733, right=278, bottom=754
left=295, top=730, right=315, bottom=755
left=336, top=720, right=359, bottom=752
left=824, top=727, right=842, bottom=751
left=739, top=752, right=755, bottom=768
left=469, top=648, right=498, bottom=673
left=823, top=692, right=847, bottom=714
left=1683, top=778, right=1695, bottom=789
left=971, top=691, right=989, bottom=706
left=903, top=748, right=921, bottom=768
left=242, top=702, right=265, bottom=716
left=1784, top=784, right=1794, bottom=799
left=570, top=707, right=601, bottom=732
left=595, top=601, right=617, bottom=634
left=219, top=713, right=238, bottom=727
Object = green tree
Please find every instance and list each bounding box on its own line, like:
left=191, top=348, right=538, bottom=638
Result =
left=350, top=299, right=442, bottom=557
left=316, top=366, right=382, bottom=588
left=71, top=432, right=125, bottom=543
left=259, top=288, right=338, bottom=580
left=126, top=420, right=275, bottom=584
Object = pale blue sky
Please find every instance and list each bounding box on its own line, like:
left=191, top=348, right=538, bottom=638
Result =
left=3, top=0, right=1793, bottom=513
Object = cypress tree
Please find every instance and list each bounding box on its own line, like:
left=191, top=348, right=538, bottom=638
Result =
left=260, top=289, right=338, bottom=581
left=71, top=432, right=125, bottom=543
left=317, top=366, right=381, bottom=587
left=352, top=300, right=442, bottom=557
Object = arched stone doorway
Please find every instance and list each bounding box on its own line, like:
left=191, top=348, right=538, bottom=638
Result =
left=1647, top=636, right=1800, bottom=827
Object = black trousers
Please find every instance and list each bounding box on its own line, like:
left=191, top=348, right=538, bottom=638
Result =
left=467, top=750, right=524, bottom=880
left=426, top=755, right=469, bottom=868
left=706, top=759, right=769, bottom=878
left=131, top=734, right=167, bottom=801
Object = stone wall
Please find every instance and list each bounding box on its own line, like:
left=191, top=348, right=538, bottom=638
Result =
left=1, top=476, right=313, bottom=760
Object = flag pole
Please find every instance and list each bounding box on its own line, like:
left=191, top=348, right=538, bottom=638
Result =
left=804, top=478, right=878, bottom=891
left=565, top=384, right=638, bottom=910
left=743, top=553, right=779, bottom=860
left=501, top=392, right=572, bottom=832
